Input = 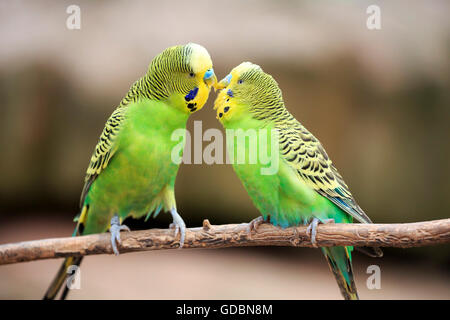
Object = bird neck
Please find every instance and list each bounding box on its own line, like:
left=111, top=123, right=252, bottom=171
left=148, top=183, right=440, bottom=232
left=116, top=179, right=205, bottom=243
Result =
left=249, top=99, right=294, bottom=125
left=117, top=74, right=187, bottom=112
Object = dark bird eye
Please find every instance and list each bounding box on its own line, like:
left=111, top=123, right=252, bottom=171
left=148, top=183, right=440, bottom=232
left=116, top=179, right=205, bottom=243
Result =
left=238, top=79, right=243, bottom=84
left=189, top=72, right=195, bottom=77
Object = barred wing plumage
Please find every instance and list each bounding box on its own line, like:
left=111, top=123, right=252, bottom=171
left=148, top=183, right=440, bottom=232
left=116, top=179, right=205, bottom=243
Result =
left=79, top=107, right=127, bottom=207
left=277, top=122, right=373, bottom=224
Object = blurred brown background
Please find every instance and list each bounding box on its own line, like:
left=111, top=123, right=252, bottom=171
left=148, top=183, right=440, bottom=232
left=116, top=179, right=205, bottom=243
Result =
left=0, top=0, right=449, bottom=299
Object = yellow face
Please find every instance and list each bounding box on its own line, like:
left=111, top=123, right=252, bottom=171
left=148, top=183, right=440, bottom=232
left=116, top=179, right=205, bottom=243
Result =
left=213, top=83, right=240, bottom=124
left=182, top=43, right=217, bottom=114
left=213, top=62, right=258, bottom=124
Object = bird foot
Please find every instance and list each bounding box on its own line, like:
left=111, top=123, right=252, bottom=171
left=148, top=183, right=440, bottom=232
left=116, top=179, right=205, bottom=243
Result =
left=247, top=216, right=268, bottom=234
left=110, top=215, right=130, bottom=255
left=170, top=208, right=186, bottom=248
left=306, top=218, right=334, bottom=246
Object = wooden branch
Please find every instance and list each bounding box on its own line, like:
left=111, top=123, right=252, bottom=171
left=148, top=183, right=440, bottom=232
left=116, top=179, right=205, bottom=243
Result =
left=0, top=218, right=449, bottom=265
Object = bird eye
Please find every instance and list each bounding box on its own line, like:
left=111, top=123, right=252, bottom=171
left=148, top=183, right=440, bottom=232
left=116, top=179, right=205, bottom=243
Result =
left=238, top=79, right=243, bottom=84
left=189, top=72, right=195, bottom=78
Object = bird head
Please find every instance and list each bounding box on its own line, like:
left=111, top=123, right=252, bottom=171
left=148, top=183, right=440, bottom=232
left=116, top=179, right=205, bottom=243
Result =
left=213, top=62, right=284, bottom=124
left=146, top=43, right=217, bottom=114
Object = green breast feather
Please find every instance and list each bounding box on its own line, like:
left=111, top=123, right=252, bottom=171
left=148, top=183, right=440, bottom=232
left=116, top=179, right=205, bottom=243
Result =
left=82, top=99, right=188, bottom=234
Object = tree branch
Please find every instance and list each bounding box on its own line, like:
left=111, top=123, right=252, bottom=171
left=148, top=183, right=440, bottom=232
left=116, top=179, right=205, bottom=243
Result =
left=0, top=218, right=449, bottom=265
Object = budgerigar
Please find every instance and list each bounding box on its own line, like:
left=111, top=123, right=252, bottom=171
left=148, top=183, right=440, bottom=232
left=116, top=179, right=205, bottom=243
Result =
left=43, top=43, right=217, bottom=299
left=214, top=62, right=382, bottom=300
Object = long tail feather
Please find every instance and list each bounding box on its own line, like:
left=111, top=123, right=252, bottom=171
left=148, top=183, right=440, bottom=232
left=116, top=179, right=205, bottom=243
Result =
left=322, top=247, right=359, bottom=300
left=43, top=205, right=88, bottom=300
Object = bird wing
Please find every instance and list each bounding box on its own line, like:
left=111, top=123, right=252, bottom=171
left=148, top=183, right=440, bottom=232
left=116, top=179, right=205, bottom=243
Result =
left=79, top=106, right=127, bottom=207
left=277, top=123, right=373, bottom=224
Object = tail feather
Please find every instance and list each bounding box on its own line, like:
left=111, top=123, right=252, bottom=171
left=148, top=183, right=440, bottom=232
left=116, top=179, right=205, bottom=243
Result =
left=43, top=205, right=87, bottom=300
left=322, top=247, right=359, bottom=300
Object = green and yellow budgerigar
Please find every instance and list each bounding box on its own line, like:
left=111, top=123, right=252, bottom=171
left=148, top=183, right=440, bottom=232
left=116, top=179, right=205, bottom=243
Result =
left=44, top=43, right=217, bottom=299
left=214, top=62, right=382, bottom=300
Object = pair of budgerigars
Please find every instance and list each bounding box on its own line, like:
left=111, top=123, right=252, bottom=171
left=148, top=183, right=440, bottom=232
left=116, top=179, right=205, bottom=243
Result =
left=44, top=43, right=382, bottom=300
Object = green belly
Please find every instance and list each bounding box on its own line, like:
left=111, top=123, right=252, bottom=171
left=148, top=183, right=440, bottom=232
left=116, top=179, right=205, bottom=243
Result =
left=83, top=99, right=188, bottom=234
left=226, top=118, right=349, bottom=228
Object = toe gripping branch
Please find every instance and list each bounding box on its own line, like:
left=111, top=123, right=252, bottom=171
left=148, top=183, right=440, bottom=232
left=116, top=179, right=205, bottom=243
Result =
left=170, top=208, right=186, bottom=248
left=110, top=215, right=130, bottom=255
left=307, top=218, right=335, bottom=246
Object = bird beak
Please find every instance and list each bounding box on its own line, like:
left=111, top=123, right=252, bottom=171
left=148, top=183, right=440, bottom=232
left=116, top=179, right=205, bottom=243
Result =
left=214, top=73, right=232, bottom=91
left=203, top=68, right=217, bottom=89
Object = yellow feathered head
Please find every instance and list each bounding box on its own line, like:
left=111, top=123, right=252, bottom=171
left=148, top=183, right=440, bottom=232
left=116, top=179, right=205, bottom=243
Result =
left=213, top=62, right=284, bottom=123
left=147, top=43, right=217, bottom=114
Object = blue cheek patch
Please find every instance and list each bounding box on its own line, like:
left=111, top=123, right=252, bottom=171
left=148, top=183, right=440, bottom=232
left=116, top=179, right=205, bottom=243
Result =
left=227, top=89, right=234, bottom=97
left=185, top=87, right=199, bottom=101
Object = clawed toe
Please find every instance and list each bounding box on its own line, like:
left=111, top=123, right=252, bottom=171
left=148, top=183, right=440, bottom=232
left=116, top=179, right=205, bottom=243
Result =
left=306, top=217, right=334, bottom=246
left=169, top=222, right=179, bottom=234
left=247, top=216, right=266, bottom=234
left=110, top=215, right=130, bottom=256
left=170, top=208, right=186, bottom=248
left=306, top=218, right=320, bottom=245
